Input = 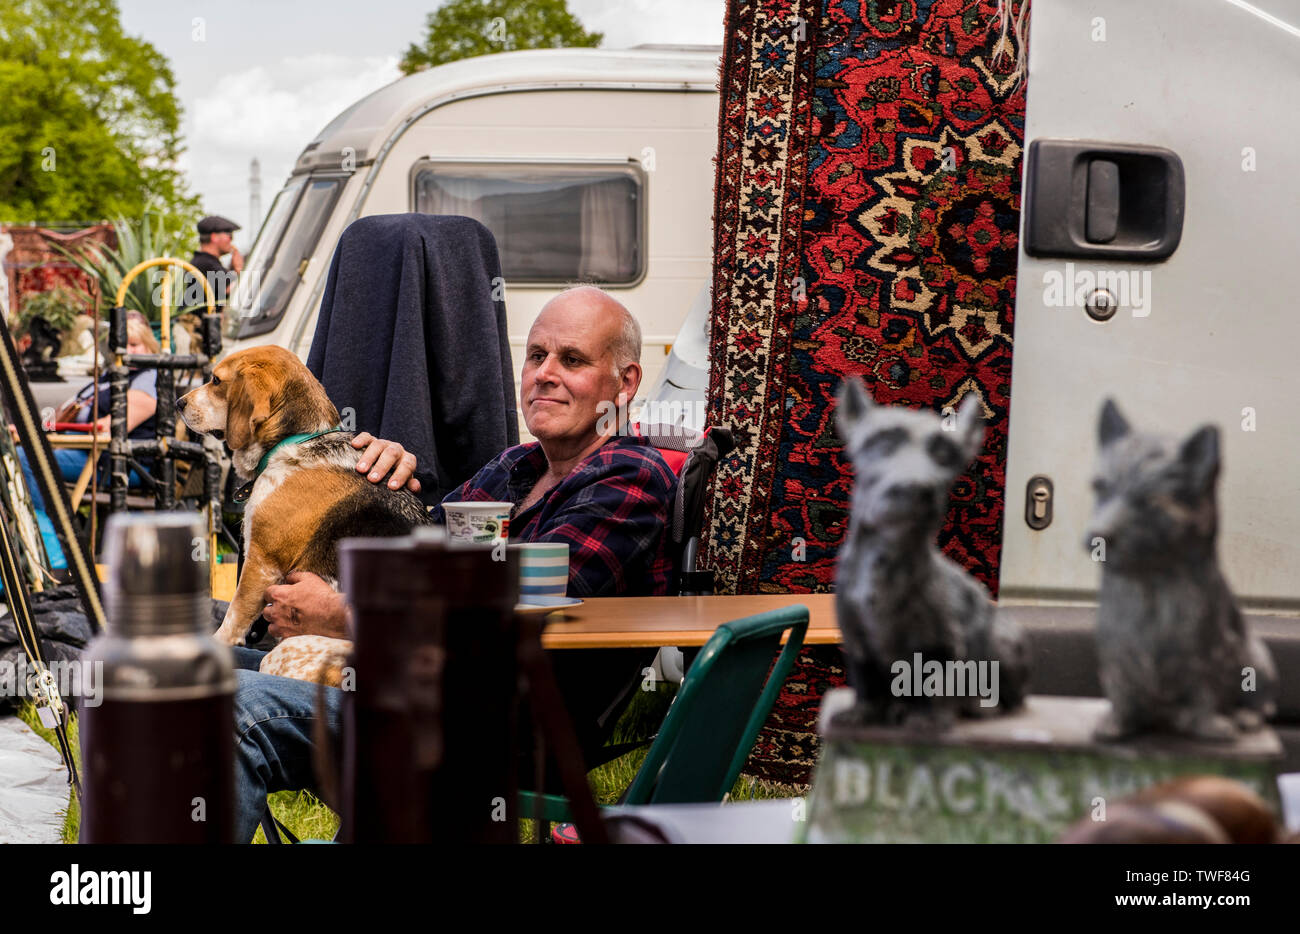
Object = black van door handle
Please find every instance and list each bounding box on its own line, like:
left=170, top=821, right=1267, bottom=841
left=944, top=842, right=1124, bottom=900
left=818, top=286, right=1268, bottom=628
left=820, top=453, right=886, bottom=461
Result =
left=1023, top=140, right=1185, bottom=261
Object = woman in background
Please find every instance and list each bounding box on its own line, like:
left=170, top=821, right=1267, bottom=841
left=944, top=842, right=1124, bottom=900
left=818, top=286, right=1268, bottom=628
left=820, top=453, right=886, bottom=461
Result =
left=14, top=311, right=160, bottom=568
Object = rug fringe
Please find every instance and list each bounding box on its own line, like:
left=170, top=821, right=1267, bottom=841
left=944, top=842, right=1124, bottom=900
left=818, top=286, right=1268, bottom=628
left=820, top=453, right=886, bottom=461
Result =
left=990, top=0, right=1031, bottom=91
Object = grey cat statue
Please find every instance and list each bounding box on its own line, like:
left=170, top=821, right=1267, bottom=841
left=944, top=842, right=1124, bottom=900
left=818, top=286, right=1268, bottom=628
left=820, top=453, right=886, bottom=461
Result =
left=1087, top=399, right=1277, bottom=742
left=834, top=378, right=1028, bottom=728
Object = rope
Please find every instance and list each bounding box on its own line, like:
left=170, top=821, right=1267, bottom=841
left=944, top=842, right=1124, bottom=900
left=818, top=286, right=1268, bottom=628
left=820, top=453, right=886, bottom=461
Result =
left=0, top=314, right=104, bottom=797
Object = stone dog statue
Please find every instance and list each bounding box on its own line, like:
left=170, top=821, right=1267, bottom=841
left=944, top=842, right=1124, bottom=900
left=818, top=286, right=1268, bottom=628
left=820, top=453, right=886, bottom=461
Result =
left=1087, top=399, right=1277, bottom=742
left=834, top=378, right=1028, bottom=727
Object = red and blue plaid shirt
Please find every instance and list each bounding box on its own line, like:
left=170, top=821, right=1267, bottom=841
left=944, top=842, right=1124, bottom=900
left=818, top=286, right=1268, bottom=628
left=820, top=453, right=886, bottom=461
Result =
left=431, top=435, right=677, bottom=597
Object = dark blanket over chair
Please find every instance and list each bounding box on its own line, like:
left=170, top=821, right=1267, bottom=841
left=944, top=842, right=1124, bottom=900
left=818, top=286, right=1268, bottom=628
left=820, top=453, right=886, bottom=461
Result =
left=307, top=214, right=518, bottom=504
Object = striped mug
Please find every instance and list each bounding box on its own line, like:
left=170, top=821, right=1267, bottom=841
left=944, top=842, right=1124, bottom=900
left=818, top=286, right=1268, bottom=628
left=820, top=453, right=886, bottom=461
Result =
left=511, top=542, right=570, bottom=600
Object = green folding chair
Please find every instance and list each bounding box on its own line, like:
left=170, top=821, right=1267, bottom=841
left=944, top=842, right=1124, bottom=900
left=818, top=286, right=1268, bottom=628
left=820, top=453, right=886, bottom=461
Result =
left=519, top=604, right=809, bottom=824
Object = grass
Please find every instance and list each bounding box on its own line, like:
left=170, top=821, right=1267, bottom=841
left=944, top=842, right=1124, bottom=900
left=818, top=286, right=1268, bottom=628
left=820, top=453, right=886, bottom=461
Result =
left=18, top=677, right=801, bottom=844
left=258, top=682, right=799, bottom=844
left=518, top=682, right=803, bottom=842
left=253, top=790, right=339, bottom=843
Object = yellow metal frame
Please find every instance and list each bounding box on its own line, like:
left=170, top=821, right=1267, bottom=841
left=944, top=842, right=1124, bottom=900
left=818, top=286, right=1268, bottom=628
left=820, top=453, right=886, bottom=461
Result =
left=111, top=258, right=221, bottom=590
left=114, top=256, right=217, bottom=325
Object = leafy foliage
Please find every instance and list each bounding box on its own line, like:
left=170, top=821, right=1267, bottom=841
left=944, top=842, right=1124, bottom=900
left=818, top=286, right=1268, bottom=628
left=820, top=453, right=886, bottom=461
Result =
left=400, top=0, right=602, bottom=74
left=14, top=285, right=88, bottom=337
left=54, top=215, right=191, bottom=322
left=0, top=0, right=198, bottom=226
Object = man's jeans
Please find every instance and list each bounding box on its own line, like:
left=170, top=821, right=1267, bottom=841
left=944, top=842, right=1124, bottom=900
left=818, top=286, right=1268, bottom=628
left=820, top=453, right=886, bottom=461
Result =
left=230, top=645, right=648, bottom=840
left=231, top=647, right=342, bottom=843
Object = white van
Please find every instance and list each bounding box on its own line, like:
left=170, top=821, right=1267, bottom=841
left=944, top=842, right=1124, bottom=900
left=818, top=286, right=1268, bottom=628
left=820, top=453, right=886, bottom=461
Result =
left=655, top=0, right=1300, bottom=611
left=996, top=0, right=1300, bottom=611
left=225, top=46, right=721, bottom=437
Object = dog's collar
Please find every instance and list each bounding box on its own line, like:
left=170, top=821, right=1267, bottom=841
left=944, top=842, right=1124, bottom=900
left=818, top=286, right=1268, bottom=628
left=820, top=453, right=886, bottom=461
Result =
left=232, top=425, right=344, bottom=504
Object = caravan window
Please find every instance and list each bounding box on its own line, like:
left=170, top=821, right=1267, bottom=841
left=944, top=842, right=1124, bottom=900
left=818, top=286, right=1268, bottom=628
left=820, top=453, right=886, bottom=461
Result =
left=412, top=162, right=643, bottom=285
left=228, top=176, right=343, bottom=338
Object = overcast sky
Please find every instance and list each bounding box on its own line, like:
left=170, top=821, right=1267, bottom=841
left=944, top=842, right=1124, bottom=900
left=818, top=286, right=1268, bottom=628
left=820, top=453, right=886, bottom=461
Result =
left=117, top=0, right=726, bottom=248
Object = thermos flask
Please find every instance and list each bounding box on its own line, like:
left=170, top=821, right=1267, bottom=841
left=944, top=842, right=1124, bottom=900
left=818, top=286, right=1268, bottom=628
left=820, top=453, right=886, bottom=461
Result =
left=80, top=513, right=235, bottom=843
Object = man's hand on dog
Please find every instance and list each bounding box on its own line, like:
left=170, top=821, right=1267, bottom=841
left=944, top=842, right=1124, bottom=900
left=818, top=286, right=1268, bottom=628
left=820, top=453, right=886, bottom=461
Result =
left=263, top=571, right=349, bottom=641
left=352, top=432, right=421, bottom=493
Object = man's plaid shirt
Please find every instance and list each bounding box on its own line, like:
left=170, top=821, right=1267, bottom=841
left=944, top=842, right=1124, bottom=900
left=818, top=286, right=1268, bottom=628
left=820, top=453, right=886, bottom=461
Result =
left=431, top=435, right=677, bottom=597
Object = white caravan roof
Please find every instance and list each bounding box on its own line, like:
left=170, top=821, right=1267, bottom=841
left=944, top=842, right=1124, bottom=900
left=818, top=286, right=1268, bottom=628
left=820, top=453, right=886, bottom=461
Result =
left=292, top=47, right=722, bottom=176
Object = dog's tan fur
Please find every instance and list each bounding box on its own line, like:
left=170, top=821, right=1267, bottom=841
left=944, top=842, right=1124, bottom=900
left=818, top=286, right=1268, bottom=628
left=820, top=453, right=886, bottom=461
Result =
left=260, top=634, right=350, bottom=688
left=178, top=346, right=377, bottom=685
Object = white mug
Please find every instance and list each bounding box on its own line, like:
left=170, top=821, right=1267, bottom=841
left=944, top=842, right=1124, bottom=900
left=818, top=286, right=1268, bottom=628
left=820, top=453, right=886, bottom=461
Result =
left=442, top=501, right=512, bottom=544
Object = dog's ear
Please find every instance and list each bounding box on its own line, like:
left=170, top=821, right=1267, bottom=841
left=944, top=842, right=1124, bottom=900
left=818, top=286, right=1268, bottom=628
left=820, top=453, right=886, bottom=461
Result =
left=1099, top=398, right=1130, bottom=447
left=1179, top=423, right=1220, bottom=493
left=263, top=359, right=339, bottom=440
left=836, top=377, right=873, bottom=440
left=226, top=366, right=270, bottom=452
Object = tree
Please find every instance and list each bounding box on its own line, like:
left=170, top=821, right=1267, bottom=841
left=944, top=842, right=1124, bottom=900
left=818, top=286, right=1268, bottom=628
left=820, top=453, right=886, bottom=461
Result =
left=0, top=0, right=197, bottom=227
left=400, top=0, right=602, bottom=74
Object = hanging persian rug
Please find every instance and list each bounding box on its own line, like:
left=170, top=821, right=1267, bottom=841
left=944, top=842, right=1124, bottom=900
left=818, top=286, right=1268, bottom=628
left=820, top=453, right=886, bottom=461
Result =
left=706, top=0, right=1028, bottom=785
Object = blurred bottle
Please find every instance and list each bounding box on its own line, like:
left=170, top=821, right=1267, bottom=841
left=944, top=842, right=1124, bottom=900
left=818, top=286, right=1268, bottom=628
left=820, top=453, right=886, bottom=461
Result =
left=80, top=513, right=235, bottom=843
left=340, top=531, right=520, bottom=843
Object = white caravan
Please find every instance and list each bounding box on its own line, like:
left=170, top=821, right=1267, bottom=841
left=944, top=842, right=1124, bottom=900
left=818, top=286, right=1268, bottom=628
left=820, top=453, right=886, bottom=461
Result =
left=223, top=46, right=720, bottom=438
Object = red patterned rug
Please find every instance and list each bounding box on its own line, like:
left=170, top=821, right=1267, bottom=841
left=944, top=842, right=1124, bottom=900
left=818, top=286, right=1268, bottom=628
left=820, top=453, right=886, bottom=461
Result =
left=707, top=0, right=1028, bottom=786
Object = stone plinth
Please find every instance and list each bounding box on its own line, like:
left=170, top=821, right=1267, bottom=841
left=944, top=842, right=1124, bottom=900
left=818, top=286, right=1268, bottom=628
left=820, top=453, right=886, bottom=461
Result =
left=799, top=690, right=1283, bottom=843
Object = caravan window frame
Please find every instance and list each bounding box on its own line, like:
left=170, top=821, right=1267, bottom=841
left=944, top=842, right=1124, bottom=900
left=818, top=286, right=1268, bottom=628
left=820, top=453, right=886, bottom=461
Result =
left=230, top=172, right=348, bottom=339
left=408, top=157, right=648, bottom=288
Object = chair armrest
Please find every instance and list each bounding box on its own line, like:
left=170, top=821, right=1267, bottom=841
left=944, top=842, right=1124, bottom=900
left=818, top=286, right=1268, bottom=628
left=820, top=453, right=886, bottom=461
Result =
left=518, top=790, right=576, bottom=825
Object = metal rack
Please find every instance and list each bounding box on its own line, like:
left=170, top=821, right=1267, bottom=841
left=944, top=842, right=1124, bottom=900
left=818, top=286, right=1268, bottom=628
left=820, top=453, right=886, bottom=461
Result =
left=105, top=258, right=224, bottom=574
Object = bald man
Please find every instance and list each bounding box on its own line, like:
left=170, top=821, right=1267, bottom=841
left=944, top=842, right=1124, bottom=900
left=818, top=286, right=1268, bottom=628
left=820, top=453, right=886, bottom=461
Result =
left=258, top=286, right=676, bottom=635
left=226, top=288, right=676, bottom=838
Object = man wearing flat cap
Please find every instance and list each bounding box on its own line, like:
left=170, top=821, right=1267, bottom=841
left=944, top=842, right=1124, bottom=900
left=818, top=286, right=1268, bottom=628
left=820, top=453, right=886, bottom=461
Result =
left=185, top=215, right=243, bottom=313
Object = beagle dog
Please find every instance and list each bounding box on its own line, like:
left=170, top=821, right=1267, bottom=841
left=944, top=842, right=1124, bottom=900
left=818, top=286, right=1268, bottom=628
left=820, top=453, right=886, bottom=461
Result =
left=178, top=346, right=432, bottom=684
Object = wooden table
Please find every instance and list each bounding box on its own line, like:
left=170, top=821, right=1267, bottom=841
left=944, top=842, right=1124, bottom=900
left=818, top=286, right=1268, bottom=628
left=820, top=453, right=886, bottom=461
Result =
left=538, top=593, right=839, bottom=649
left=45, top=433, right=110, bottom=506
left=45, top=433, right=111, bottom=447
